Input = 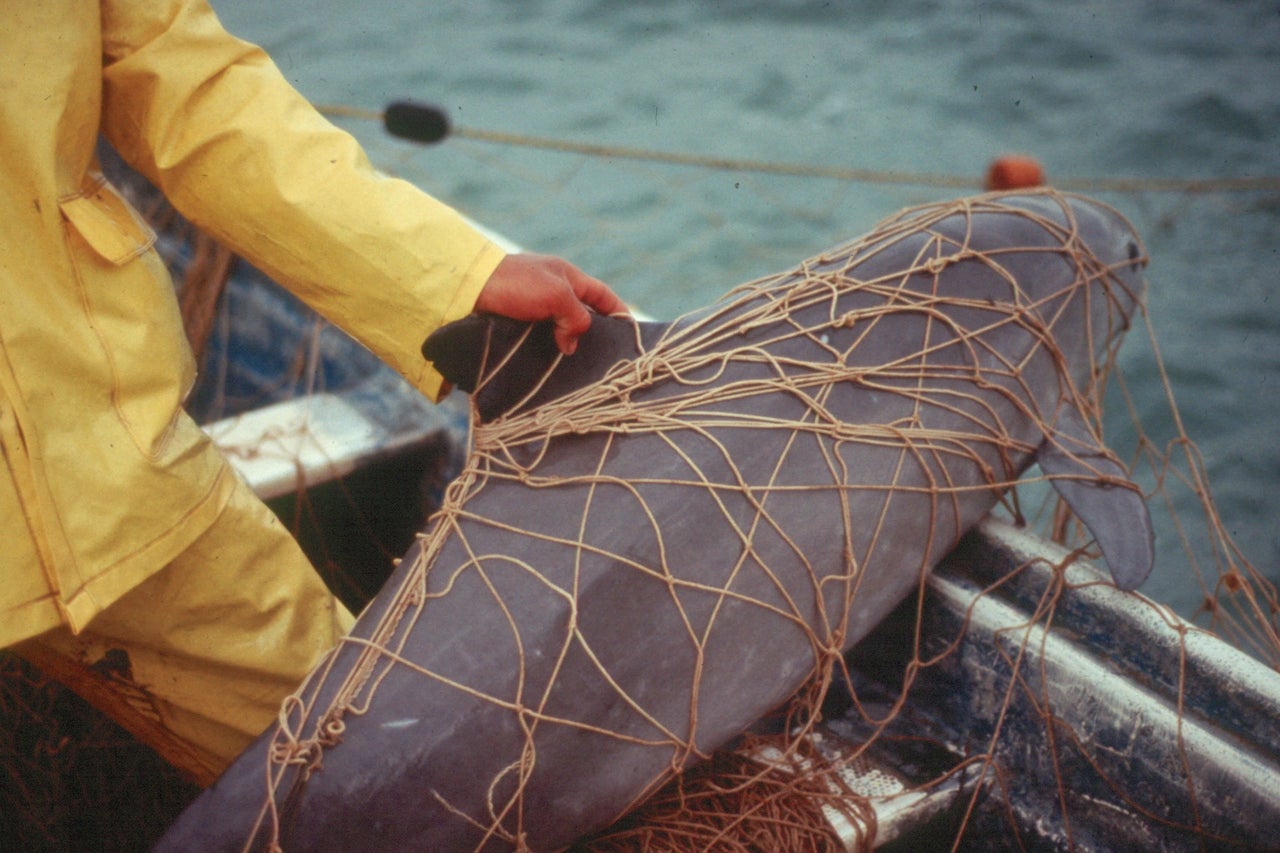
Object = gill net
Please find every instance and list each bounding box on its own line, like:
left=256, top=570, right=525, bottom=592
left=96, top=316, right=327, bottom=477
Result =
left=2, top=144, right=1275, bottom=851
left=222, top=189, right=1275, bottom=851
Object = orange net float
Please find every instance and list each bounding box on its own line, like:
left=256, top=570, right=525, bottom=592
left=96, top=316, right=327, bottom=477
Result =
left=985, top=155, right=1046, bottom=190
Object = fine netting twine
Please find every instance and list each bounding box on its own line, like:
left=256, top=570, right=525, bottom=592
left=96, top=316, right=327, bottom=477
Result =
left=251, top=190, right=1276, bottom=851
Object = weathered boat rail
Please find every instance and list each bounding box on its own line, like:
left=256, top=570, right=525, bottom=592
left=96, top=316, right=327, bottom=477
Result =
left=797, top=519, right=1280, bottom=850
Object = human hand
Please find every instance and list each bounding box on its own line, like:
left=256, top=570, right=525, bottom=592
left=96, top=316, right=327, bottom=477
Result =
left=473, top=253, right=628, bottom=355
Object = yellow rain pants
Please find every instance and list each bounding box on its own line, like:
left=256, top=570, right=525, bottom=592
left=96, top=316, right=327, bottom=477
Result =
left=1, top=1, right=503, bottom=779
left=19, top=479, right=355, bottom=785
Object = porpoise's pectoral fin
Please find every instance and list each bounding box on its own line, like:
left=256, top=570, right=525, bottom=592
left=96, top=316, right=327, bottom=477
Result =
left=424, top=312, right=666, bottom=423
left=1036, top=404, right=1155, bottom=591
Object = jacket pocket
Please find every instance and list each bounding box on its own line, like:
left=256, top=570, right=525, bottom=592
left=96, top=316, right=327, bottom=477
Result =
left=59, top=174, right=157, bottom=264
left=60, top=174, right=197, bottom=459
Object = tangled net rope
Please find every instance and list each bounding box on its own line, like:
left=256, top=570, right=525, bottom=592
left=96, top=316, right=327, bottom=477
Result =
left=203, top=188, right=1266, bottom=852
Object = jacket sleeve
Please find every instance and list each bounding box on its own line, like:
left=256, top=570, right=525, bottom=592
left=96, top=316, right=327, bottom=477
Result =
left=98, top=0, right=505, bottom=400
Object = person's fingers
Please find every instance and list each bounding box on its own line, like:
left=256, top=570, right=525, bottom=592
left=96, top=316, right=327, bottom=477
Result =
left=568, top=267, right=630, bottom=317
left=551, top=299, right=592, bottom=355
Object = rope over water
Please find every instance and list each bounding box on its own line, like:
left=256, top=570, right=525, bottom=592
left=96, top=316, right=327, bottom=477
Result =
left=319, top=103, right=1280, bottom=194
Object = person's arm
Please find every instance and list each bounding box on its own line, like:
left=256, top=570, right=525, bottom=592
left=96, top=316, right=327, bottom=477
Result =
left=99, top=0, right=618, bottom=397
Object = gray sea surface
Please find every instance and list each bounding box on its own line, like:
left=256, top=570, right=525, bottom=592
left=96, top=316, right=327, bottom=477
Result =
left=211, top=0, right=1279, bottom=624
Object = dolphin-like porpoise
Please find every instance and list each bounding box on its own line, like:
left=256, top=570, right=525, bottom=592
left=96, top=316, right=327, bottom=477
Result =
left=157, top=190, right=1153, bottom=852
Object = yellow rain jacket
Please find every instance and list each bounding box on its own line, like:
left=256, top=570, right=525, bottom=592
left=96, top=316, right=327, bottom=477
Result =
left=0, top=1, right=504, bottom=646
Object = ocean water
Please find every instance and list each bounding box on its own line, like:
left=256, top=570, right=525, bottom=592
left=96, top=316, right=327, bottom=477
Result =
left=211, top=0, right=1279, bottom=623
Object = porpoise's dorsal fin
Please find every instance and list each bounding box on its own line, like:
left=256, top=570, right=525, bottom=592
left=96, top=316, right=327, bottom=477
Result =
left=423, top=313, right=665, bottom=423
left=423, top=313, right=559, bottom=398
left=1036, top=403, right=1155, bottom=590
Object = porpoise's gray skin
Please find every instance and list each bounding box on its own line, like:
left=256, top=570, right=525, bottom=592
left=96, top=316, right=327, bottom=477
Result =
left=157, top=191, right=1152, bottom=852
